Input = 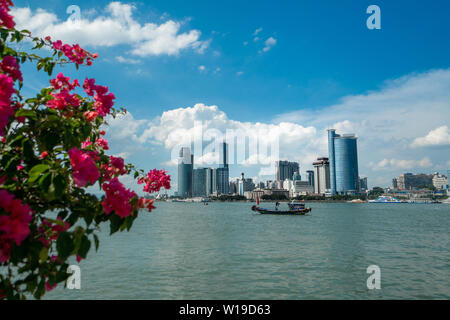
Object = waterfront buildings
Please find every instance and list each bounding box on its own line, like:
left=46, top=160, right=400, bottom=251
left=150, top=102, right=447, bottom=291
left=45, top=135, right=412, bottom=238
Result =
left=432, top=173, right=448, bottom=190
left=177, top=147, right=194, bottom=198
left=290, top=180, right=313, bottom=197
left=392, top=178, right=398, bottom=189
left=275, top=161, right=299, bottom=181
left=238, top=173, right=255, bottom=196
left=313, top=157, right=330, bottom=195
left=360, top=177, right=368, bottom=192
left=328, top=129, right=360, bottom=195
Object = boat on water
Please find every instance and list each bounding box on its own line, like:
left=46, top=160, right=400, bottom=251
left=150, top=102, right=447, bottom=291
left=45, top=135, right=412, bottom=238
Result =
left=251, top=198, right=312, bottom=215
left=369, top=196, right=404, bottom=203
left=348, top=199, right=366, bottom=203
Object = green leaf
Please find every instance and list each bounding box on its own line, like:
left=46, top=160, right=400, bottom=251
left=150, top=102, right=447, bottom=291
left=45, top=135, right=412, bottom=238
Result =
left=39, top=247, right=48, bottom=263
left=28, top=164, right=50, bottom=184
left=93, top=234, right=100, bottom=251
left=53, top=174, right=67, bottom=199
left=78, top=235, right=91, bottom=259
left=38, top=172, right=52, bottom=192
left=44, top=218, right=66, bottom=228
left=109, top=214, right=123, bottom=235
left=56, top=231, right=74, bottom=261
left=15, top=109, right=37, bottom=120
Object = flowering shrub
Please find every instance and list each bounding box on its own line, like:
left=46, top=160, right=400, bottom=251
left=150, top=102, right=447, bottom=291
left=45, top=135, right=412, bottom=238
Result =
left=0, top=1, right=170, bottom=299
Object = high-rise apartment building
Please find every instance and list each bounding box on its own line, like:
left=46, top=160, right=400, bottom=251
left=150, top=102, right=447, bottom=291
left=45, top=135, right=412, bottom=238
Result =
left=306, top=170, right=314, bottom=188
left=216, top=142, right=229, bottom=194
left=275, top=161, right=299, bottom=181
left=178, top=147, right=194, bottom=198
left=328, top=129, right=360, bottom=195
left=359, top=177, right=368, bottom=191
left=313, top=157, right=330, bottom=195
left=193, top=168, right=208, bottom=197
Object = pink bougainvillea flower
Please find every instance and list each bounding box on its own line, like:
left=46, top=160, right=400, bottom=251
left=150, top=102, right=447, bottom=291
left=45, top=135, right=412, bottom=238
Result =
left=95, top=137, right=109, bottom=150
left=39, top=151, right=48, bottom=159
left=137, top=197, right=156, bottom=213
left=102, top=178, right=137, bottom=218
left=138, top=169, right=171, bottom=194
left=0, top=0, right=15, bottom=29
left=50, top=73, right=79, bottom=91
left=45, top=281, right=57, bottom=292
left=0, top=74, right=15, bottom=136
left=0, top=56, right=22, bottom=82
left=68, top=148, right=100, bottom=187
left=84, top=110, right=98, bottom=122
left=0, top=189, right=33, bottom=263
left=51, top=41, right=97, bottom=66
left=76, top=254, right=82, bottom=263
left=38, top=217, right=70, bottom=248
left=82, top=78, right=115, bottom=116
left=101, top=156, right=126, bottom=181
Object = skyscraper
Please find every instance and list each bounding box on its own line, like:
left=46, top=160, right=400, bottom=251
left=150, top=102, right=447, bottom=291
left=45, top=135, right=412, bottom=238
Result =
left=216, top=142, right=229, bottom=194
left=193, top=168, right=208, bottom=197
left=206, top=168, right=217, bottom=196
left=313, top=157, right=330, bottom=194
left=178, top=147, right=193, bottom=198
left=275, top=161, right=299, bottom=181
left=359, top=177, right=368, bottom=191
left=238, top=173, right=254, bottom=196
left=328, top=129, right=360, bottom=195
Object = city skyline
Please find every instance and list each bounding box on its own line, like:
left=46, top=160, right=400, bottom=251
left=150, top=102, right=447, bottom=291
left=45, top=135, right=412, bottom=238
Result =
left=12, top=0, right=450, bottom=194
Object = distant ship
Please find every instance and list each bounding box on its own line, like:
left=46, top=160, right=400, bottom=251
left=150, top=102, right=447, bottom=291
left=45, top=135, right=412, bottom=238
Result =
left=369, top=196, right=404, bottom=203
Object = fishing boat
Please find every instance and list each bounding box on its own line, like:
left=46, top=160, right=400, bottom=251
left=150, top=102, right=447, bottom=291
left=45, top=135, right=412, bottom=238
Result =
left=251, top=198, right=312, bottom=215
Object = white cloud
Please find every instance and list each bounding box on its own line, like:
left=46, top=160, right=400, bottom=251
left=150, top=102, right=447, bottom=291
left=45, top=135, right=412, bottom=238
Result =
left=411, top=126, right=450, bottom=148
left=106, top=104, right=319, bottom=176
left=369, top=157, right=433, bottom=171
left=275, top=69, right=450, bottom=178
left=11, top=2, right=209, bottom=57
left=104, top=69, right=450, bottom=186
left=198, top=65, right=206, bottom=72
left=116, top=56, right=141, bottom=64
left=236, top=71, right=244, bottom=76
left=253, top=27, right=263, bottom=36
left=261, top=37, right=277, bottom=52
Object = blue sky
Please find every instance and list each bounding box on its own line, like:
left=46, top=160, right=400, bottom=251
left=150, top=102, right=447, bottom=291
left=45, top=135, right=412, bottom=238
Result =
left=11, top=0, right=450, bottom=192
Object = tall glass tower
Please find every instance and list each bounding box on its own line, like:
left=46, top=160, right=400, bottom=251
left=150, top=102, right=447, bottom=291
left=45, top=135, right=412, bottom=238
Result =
left=216, top=142, right=229, bottom=194
left=328, top=129, right=360, bottom=195
left=177, top=147, right=193, bottom=198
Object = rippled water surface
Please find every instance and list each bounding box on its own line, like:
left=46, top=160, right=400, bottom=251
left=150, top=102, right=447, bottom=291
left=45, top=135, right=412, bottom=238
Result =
left=44, top=202, right=449, bottom=299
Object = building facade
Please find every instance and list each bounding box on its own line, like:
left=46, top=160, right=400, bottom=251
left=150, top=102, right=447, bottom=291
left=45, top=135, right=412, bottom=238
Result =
left=193, top=168, right=208, bottom=197
left=359, top=177, right=368, bottom=191
left=313, top=157, right=330, bottom=195
left=432, top=173, right=448, bottom=190
left=275, top=161, right=299, bottom=181
left=397, top=173, right=433, bottom=190
left=177, top=147, right=194, bottom=198
left=306, top=170, right=314, bottom=188
left=238, top=173, right=254, bottom=196
left=328, top=129, right=360, bottom=195
left=216, top=142, right=229, bottom=194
